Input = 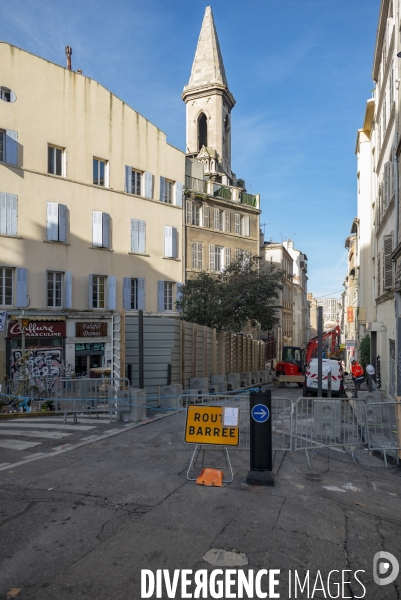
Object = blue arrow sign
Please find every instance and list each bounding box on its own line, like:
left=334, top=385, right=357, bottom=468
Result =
left=251, top=404, right=270, bottom=423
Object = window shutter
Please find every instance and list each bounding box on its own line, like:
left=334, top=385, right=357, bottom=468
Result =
left=235, top=213, right=241, bottom=234
left=186, top=200, right=192, bottom=224
left=225, top=211, right=231, bottom=233
left=58, top=204, right=67, bottom=242
left=46, top=202, right=58, bottom=241
left=384, top=162, right=390, bottom=207
left=384, top=235, right=394, bottom=289
left=123, top=277, right=131, bottom=310
left=225, top=247, right=231, bottom=268
left=5, top=130, right=18, bottom=166
left=65, top=272, right=72, bottom=308
left=88, top=274, right=93, bottom=308
left=92, top=211, right=102, bottom=247
left=7, top=194, right=17, bottom=236
left=198, top=243, right=203, bottom=269
left=139, top=220, right=146, bottom=254
left=159, top=176, right=165, bottom=202
left=209, top=245, right=215, bottom=271
left=138, top=278, right=145, bottom=310
left=244, top=217, right=250, bottom=236
left=192, top=242, right=196, bottom=268
left=16, top=267, right=28, bottom=307
left=108, top=275, right=117, bottom=310
left=157, top=281, right=164, bottom=311
left=125, top=166, right=132, bottom=193
left=175, top=181, right=183, bottom=207
left=102, top=213, right=110, bottom=248
left=172, top=227, right=178, bottom=259
left=176, top=283, right=183, bottom=305
left=131, top=219, right=139, bottom=253
left=391, top=158, right=395, bottom=199
left=164, top=225, right=173, bottom=257
left=203, top=205, right=209, bottom=228
left=145, top=172, right=153, bottom=198
left=0, top=192, right=6, bottom=234
left=214, top=208, right=220, bottom=229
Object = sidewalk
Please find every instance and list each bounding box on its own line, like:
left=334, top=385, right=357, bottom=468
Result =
left=1, top=397, right=401, bottom=600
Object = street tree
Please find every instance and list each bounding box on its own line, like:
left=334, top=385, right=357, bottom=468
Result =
left=176, top=254, right=283, bottom=333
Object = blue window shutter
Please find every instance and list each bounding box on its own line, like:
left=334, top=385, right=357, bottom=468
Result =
left=47, top=202, right=58, bottom=241
left=139, top=220, right=146, bottom=253
left=92, top=211, right=102, bottom=247
left=16, top=268, right=28, bottom=307
left=176, top=282, right=183, bottom=305
left=123, top=277, right=131, bottom=310
left=65, top=272, right=72, bottom=308
left=88, top=274, right=93, bottom=309
left=138, top=278, right=145, bottom=310
left=0, top=192, right=6, bottom=234
left=5, top=130, right=18, bottom=166
left=131, top=219, right=139, bottom=252
left=175, top=181, right=183, bottom=207
left=159, top=176, right=165, bottom=202
left=145, top=172, right=153, bottom=198
left=58, top=204, right=67, bottom=242
left=108, top=275, right=116, bottom=310
left=102, top=213, right=110, bottom=248
left=7, top=194, right=18, bottom=236
left=157, top=281, right=164, bottom=311
left=172, top=227, right=178, bottom=259
left=125, top=166, right=132, bottom=193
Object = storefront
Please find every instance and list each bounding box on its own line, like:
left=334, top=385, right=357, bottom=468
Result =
left=65, top=318, right=112, bottom=377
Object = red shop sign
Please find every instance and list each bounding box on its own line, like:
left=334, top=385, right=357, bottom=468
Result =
left=8, top=321, right=66, bottom=338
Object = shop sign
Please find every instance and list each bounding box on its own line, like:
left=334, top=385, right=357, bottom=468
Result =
left=347, top=307, right=354, bottom=323
left=76, top=322, right=107, bottom=337
left=8, top=321, right=66, bottom=338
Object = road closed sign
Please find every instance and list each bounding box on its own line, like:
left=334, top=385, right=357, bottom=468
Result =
left=185, top=405, right=239, bottom=446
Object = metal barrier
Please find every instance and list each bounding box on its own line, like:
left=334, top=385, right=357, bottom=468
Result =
left=365, top=401, right=401, bottom=467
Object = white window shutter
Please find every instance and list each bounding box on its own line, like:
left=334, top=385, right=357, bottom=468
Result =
left=125, top=166, right=132, bottom=193
left=198, top=243, right=203, bottom=269
left=160, top=176, right=165, bottom=202
left=172, top=227, right=178, bottom=258
left=16, top=267, right=28, bottom=307
left=108, top=275, right=117, bottom=310
left=8, top=194, right=18, bottom=236
left=157, top=281, right=164, bottom=311
left=225, top=211, right=231, bottom=233
left=186, top=200, right=193, bottom=224
left=203, top=205, right=209, bottom=228
left=384, top=235, right=394, bottom=289
left=192, top=242, right=196, bottom=268
left=131, top=219, right=139, bottom=253
left=102, top=213, right=110, bottom=248
left=47, top=202, right=58, bottom=241
left=138, top=278, right=145, bottom=310
left=65, top=272, right=72, bottom=308
left=175, top=181, right=183, bottom=207
left=209, top=245, right=215, bottom=271
left=225, top=247, right=231, bottom=267
left=88, top=274, right=93, bottom=308
left=123, top=277, right=131, bottom=310
left=164, top=226, right=173, bottom=257
left=92, top=211, right=102, bottom=247
left=58, top=204, right=67, bottom=242
left=145, top=172, right=153, bottom=198
left=139, top=220, right=146, bottom=254
left=0, top=193, right=6, bottom=234
left=5, top=130, right=18, bottom=166
left=214, top=208, right=219, bottom=229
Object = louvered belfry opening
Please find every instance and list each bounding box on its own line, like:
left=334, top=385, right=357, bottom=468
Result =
left=198, top=113, right=207, bottom=150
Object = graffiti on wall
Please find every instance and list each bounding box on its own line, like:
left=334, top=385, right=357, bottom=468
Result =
left=11, top=348, right=62, bottom=383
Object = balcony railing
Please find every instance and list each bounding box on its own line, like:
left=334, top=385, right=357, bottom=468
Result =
left=185, top=175, right=207, bottom=194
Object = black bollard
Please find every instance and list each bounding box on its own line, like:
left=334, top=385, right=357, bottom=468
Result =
left=246, top=390, right=274, bottom=486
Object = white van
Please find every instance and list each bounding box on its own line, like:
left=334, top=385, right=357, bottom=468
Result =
left=303, top=358, right=345, bottom=397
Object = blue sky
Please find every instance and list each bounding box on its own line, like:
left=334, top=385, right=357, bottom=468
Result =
left=0, top=0, right=379, bottom=298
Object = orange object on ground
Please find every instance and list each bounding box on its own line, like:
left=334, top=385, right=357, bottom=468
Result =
left=196, top=468, right=223, bottom=487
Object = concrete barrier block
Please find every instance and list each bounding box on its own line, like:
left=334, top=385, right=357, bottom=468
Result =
left=226, top=373, right=240, bottom=391
left=190, top=377, right=210, bottom=389
left=251, top=371, right=260, bottom=385
left=125, top=388, right=147, bottom=422
left=159, top=384, right=183, bottom=409
left=240, top=372, right=252, bottom=387
left=313, top=398, right=342, bottom=439
left=211, top=375, right=227, bottom=392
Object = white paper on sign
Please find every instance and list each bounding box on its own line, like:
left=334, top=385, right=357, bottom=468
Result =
left=224, top=407, right=239, bottom=427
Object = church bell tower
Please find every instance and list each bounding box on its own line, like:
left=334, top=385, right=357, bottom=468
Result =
left=182, top=6, right=235, bottom=183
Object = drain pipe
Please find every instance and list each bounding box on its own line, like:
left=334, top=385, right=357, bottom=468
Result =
left=394, top=137, right=401, bottom=397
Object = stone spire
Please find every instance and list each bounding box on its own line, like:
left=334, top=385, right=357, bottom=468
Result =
left=184, top=6, right=229, bottom=92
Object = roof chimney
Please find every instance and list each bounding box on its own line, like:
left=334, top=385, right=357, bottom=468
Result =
left=65, top=46, right=72, bottom=70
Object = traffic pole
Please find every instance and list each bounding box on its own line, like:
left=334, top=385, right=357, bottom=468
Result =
left=246, top=390, right=274, bottom=486
left=317, top=306, right=323, bottom=397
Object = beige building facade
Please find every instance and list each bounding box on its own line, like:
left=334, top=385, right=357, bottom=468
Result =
left=0, top=42, right=184, bottom=380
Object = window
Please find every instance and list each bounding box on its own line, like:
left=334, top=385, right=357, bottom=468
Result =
left=0, top=87, right=15, bottom=102
left=234, top=213, right=241, bottom=234
left=125, top=166, right=142, bottom=195
left=209, top=245, right=224, bottom=272
left=123, top=277, right=145, bottom=310
left=0, top=192, right=17, bottom=235
left=235, top=249, right=250, bottom=267
left=92, top=275, right=106, bottom=309
left=47, top=271, right=62, bottom=308
left=192, top=242, right=203, bottom=269
left=164, top=282, right=173, bottom=311
left=93, top=158, right=108, bottom=187
left=164, top=180, right=173, bottom=204
left=47, top=202, right=67, bottom=242
left=130, top=278, right=138, bottom=310
left=92, top=211, right=110, bottom=248
left=0, top=267, right=13, bottom=306
left=214, top=208, right=223, bottom=231
left=164, top=226, right=178, bottom=258
left=186, top=200, right=201, bottom=226
left=0, top=130, right=18, bottom=165
left=160, top=177, right=182, bottom=206
left=48, top=145, right=64, bottom=176
left=198, top=113, right=207, bottom=150
left=131, top=219, right=146, bottom=253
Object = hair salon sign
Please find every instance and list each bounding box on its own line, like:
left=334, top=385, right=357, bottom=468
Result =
left=8, top=321, right=67, bottom=338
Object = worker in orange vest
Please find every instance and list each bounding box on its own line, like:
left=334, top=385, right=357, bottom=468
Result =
left=350, top=357, right=364, bottom=391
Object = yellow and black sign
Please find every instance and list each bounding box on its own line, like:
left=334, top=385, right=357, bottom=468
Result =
left=184, top=405, right=239, bottom=446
